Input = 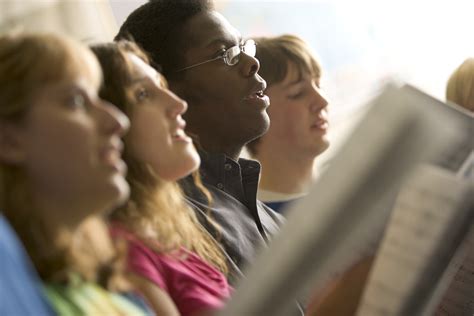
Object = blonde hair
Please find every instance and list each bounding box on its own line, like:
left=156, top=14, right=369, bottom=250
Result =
left=0, top=33, right=127, bottom=289
left=446, top=58, right=474, bottom=112
left=91, top=41, right=228, bottom=275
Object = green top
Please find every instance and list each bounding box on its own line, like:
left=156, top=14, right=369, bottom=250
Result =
left=43, top=275, right=148, bottom=316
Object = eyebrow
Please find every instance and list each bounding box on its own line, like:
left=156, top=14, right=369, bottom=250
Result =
left=284, top=74, right=321, bottom=88
left=284, top=78, right=304, bottom=88
left=130, top=72, right=162, bottom=85
left=130, top=76, right=147, bottom=84
left=205, top=36, right=242, bottom=49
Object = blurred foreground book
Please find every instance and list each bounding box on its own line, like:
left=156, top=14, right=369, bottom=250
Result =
left=220, top=83, right=474, bottom=316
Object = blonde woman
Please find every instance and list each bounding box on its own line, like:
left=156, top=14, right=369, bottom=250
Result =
left=92, top=41, right=231, bottom=316
left=0, top=32, right=148, bottom=315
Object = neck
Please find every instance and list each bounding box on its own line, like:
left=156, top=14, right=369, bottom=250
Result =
left=194, top=135, right=243, bottom=161
left=255, top=148, right=316, bottom=195
left=32, top=192, right=87, bottom=233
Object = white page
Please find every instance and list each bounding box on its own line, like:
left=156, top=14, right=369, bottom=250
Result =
left=429, top=152, right=474, bottom=316
left=356, top=165, right=474, bottom=316
left=432, top=227, right=474, bottom=316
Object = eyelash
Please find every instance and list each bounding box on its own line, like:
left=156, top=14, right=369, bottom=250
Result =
left=136, top=88, right=149, bottom=102
left=288, top=81, right=322, bottom=100
left=67, top=93, right=87, bottom=109
left=288, top=91, right=305, bottom=100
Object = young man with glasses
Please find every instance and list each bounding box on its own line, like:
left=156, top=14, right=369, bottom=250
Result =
left=116, top=0, right=284, bottom=285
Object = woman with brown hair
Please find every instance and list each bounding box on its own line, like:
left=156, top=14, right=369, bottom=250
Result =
left=91, top=41, right=231, bottom=316
left=0, top=32, right=148, bottom=315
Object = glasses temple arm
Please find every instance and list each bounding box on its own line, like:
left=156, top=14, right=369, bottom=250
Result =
left=175, top=56, right=223, bottom=72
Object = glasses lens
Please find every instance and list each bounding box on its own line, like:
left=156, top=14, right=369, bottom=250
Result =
left=243, top=40, right=256, bottom=57
left=226, top=46, right=241, bottom=66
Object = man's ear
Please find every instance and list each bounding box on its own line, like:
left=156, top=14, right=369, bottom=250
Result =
left=0, top=121, right=26, bottom=164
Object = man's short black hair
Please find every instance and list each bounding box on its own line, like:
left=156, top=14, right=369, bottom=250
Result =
left=115, top=0, right=214, bottom=79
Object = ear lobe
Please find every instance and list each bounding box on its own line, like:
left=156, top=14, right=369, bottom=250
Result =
left=0, top=122, right=26, bottom=164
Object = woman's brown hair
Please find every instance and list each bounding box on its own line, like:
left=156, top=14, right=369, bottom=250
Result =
left=0, top=32, right=127, bottom=289
left=91, top=41, right=228, bottom=274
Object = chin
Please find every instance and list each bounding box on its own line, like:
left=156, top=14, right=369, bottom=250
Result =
left=162, top=156, right=201, bottom=182
left=178, top=156, right=201, bottom=180
left=114, top=178, right=131, bottom=206
left=313, top=139, right=330, bottom=156
left=102, top=177, right=130, bottom=211
left=87, top=185, right=129, bottom=216
left=249, top=115, right=271, bottom=141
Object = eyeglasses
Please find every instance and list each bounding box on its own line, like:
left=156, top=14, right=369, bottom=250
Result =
left=176, top=39, right=256, bottom=72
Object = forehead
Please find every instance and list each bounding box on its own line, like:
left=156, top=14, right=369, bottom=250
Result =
left=128, top=53, right=157, bottom=79
left=281, top=62, right=311, bottom=85
left=129, top=52, right=166, bottom=81
left=75, top=50, right=102, bottom=88
left=184, top=11, right=241, bottom=49
left=46, top=47, right=102, bottom=93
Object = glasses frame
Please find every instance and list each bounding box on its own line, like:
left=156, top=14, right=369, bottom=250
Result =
left=175, top=39, right=256, bottom=72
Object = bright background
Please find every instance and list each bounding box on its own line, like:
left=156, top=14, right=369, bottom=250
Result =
left=109, top=0, right=474, bottom=161
left=2, top=0, right=473, bottom=162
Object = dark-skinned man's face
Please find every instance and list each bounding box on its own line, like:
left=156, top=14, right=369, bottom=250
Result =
left=171, top=11, right=270, bottom=152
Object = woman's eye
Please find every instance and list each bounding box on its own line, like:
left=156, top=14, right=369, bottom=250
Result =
left=136, top=88, right=149, bottom=101
left=67, top=93, right=86, bottom=109
left=288, top=91, right=305, bottom=100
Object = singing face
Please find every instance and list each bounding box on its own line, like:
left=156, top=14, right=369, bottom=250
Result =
left=125, top=53, right=200, bottom=181
left=7, top=49, right=130, bottom=220
left=172, top=11, right=271, bottom=148
left=264, top=63, right=330, bottom=157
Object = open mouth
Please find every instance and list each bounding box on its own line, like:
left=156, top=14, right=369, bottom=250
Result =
left=245, top=90, right=265, bottom=99
left=243, top=80, right=270, bottom=107
left=311, top=118, right=329, bottom=131
left=101, top=141, right=126, bottom=173
left=171, top=125, right=192, bottom=143
left=172, top=128, right=185, bottom=138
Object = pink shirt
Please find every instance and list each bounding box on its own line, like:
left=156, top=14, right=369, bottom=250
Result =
left=111, top=225, right=232, bottom=316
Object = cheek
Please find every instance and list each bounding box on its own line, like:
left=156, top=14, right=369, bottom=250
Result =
left=268, top=102, right=305, bottom=135
left=155, top=144, right=200, bottom=181
left=129, top=113, right=171, bottom=168
left=188, top=72, right=238, bottom=105
left=25, top=118, right=95, bottom=183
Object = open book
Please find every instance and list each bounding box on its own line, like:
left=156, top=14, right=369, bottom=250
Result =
left=219, top=83, right=474, bottom=316
left=355, top=165, right=473, bottom=316
left=355, top=97, right=474, bottom=316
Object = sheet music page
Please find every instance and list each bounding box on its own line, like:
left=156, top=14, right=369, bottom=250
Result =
left=431, top=152, right=474, bottom=316
left=356, top=165, right=474, bottom=316
left=433, top=227, right=474, bottom=316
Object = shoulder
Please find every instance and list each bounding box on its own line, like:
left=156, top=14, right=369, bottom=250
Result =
left=258, top=200, right=286, bottom=225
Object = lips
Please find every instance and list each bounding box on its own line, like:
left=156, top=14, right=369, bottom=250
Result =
left=311, top=116, right=329, bottom=131
left=100, top=139, right=126, bottom=173
left=243, top=80, right=270, bottom=107
left=171, top=116, right=192, bottom=143
left=171, top=128, right=191, bottom=142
